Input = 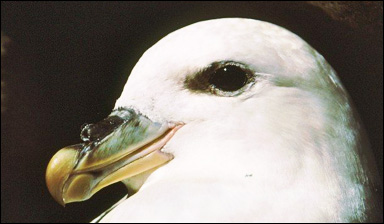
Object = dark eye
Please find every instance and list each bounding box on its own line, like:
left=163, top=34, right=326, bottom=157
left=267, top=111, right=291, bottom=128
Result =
left=184, top=61, right=255, bottom=97
left=209, top=65, right=248, bottom=92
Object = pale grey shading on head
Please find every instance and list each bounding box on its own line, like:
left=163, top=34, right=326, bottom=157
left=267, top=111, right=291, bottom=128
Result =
left=46, top=18, right=382, bottom=223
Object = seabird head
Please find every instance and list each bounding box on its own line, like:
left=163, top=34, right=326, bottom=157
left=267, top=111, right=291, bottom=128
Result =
left=46, top=18, right=381, bottom=222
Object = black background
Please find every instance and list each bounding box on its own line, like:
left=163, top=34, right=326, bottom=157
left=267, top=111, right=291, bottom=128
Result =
left=1, top=2, right=383, bottom=223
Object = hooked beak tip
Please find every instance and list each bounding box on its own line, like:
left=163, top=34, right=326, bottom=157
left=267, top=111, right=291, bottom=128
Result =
left=46, top=147, right=79, bottom=206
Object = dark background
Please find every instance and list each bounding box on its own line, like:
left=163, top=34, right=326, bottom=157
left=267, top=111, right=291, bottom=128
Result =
left=1, top=2, right=382, bottom=223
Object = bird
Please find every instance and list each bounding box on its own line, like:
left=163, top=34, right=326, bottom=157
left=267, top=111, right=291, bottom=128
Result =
left=45, top=18, right=382, bottom=222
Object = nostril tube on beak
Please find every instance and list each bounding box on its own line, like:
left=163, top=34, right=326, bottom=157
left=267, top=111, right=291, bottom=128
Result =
left=47, top=107, right=179, bottom=205
left=80, top=123, right=91, bottom=142
left=80, top=116, right=125, bottom=143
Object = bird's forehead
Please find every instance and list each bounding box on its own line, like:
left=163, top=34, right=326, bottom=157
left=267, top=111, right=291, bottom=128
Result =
left=115, top=19, right=323, bottom=115
left=131, top=19, right=317, bottom=82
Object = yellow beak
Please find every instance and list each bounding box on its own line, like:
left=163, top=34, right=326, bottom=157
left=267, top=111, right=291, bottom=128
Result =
left=46, top=108, right=182, bottom=206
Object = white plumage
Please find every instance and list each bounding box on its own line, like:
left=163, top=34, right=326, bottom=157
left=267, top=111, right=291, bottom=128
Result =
left=92, top=18, right=378, bottom=222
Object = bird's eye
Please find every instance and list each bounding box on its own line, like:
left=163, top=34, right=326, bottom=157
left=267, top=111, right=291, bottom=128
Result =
left=185, top=61, right=255, bottom=97
left=209, top=65, right=248, bottom=92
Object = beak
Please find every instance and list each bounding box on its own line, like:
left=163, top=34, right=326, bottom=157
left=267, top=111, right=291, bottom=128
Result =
left=46, top=108, right=182, bottom=206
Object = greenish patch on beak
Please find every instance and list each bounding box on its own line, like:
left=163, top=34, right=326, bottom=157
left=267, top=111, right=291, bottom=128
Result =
left=46, top=108, right=182, bottom=206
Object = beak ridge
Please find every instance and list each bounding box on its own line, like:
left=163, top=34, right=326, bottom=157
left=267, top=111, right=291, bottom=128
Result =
left=46, top=108, right=182, bottom=206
